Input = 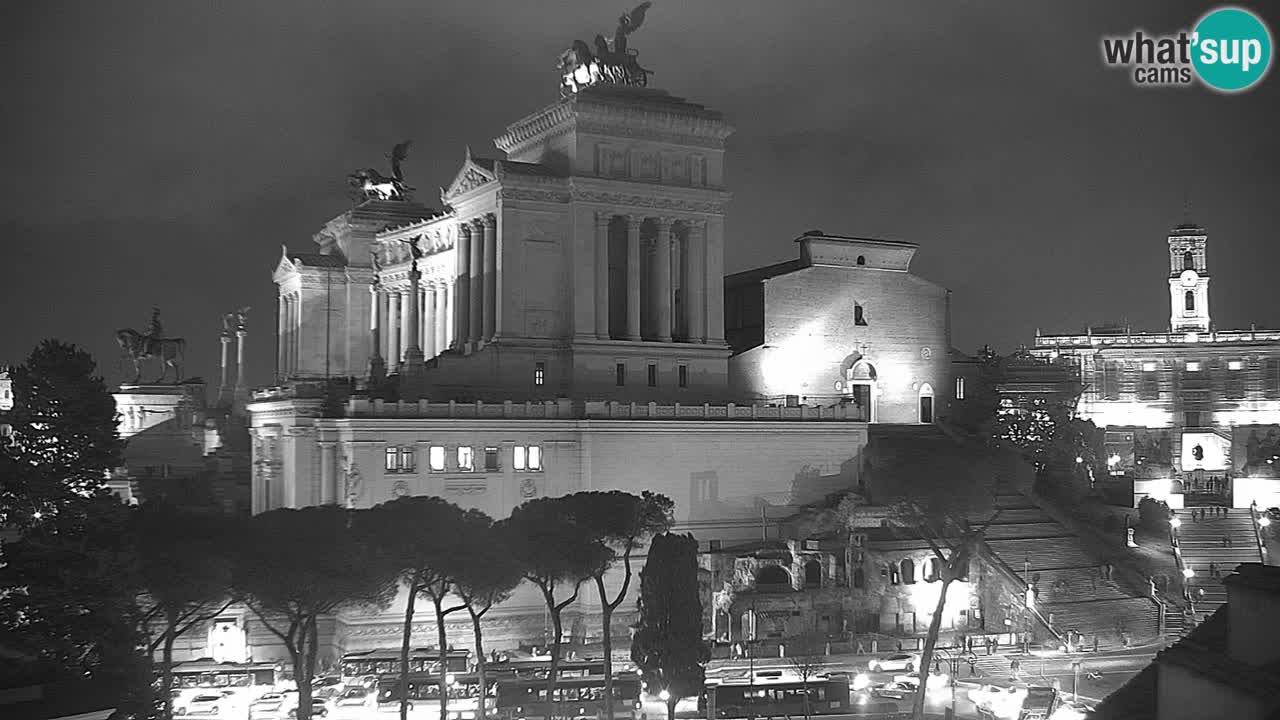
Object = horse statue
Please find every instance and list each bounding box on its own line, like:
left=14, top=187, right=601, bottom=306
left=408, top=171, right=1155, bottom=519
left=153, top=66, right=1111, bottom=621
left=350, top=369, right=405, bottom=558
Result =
left=115, top=328, right=186, bottom=384
left=348, top=140, right=414, bottom=201
left=559, top=3, right=653, bottom=96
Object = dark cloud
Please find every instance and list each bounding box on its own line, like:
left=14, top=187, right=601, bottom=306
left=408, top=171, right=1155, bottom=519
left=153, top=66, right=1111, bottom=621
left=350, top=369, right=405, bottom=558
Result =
left=2, top=1, right=1277, bottom=384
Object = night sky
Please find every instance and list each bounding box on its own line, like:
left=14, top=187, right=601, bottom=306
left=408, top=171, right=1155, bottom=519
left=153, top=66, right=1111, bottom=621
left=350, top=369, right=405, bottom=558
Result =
left=3, top=1, right=1278, bottom=389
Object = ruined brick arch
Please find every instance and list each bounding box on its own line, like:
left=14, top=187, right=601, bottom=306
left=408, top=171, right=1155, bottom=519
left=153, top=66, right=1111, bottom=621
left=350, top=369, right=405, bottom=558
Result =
left=900, top=558, right=916, bottom=584
left=756, top=565, right=791, bottom=586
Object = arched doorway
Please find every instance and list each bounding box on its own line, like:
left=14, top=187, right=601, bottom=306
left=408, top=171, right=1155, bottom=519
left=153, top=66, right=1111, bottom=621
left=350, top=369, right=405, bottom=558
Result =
left=839, top=355, right=878, bottom=422
left=918, top=383, right=935, bottom=423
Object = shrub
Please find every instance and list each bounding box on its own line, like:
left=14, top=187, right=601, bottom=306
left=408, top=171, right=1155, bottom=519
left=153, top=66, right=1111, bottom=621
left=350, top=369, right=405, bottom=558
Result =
left=1137, top=497, right=1171, bottom=532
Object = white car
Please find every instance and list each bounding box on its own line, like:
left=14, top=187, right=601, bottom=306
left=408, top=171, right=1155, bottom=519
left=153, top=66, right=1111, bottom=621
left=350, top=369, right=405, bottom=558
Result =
left=178, top=693, right=229, bottom=716
left=334, top=687, right=373, bottom=708
left=868, top=653, right=919, bottom=673
left=967, top=684, right=1005, bottom=709
left=892, top=671, right=949, bottom=692
left=249, top=692, right=298, bottom=720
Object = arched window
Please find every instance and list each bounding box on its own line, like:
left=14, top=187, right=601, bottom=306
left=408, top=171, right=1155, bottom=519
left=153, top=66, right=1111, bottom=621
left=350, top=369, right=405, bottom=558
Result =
left=856, top=255, right=866, bottom=266
left=1183, top=251, right=1195, bottom=271
left=853, top=567, right=865, bottom=589
left=925, top=557, right=942, bottom=582
left=804, top=560, right=822, bottom=588
left=854, top=305, right=867, bottom=326
left=1185, top=290, right=1195, bottom=312
left=918, top=383, right=935, bottom=424
left=900, top=558, right=916, bottom=585
left=756, top=565, right=791, bottom=587
left=887, top=564, right=900, bottom=585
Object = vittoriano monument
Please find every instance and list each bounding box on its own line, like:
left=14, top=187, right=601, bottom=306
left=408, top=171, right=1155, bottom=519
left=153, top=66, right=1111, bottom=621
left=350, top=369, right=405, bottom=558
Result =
left=347, top=139, right=414, bottom=202
left=116, top=307, right=187, bottom=384
left=559, top=2, right=654, bottom=96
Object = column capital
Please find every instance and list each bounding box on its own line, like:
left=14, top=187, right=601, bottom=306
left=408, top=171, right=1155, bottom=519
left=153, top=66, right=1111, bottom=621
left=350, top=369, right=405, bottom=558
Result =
left=657, top=216, right=674, bottom=232
left=482, top=213, right=497, bottom=229
left=624, top=213, right=641, bottom=228
left=595, top=211, right=613, bottom=227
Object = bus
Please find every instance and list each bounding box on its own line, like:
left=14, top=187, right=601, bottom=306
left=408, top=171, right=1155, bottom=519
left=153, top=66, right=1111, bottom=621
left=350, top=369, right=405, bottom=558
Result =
left=374, top=671, right=495, bottom=718
left=163, top=660, right=280, bottom=712
left=494, top=670, right=644, bottom=720
left=704, top=673, right=853, bottom=719
left=495, top=659, right=634, bottom=681
left=342, top=648, right=472, bottom=687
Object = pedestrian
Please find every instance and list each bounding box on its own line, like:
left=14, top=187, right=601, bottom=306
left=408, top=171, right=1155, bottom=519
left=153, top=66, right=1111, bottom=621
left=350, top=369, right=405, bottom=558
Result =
left=1227, top=535, right=1233, bottom=547
left=1210, top=561, right=1217, bottom=577
left=1092, top=635, right=1099, bottom=653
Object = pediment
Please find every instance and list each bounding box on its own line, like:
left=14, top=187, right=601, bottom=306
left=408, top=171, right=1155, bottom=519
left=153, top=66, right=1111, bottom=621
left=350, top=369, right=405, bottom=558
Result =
left=443, top=153, right=497, bottom=202
left=272, top=245, right=298, bottom=282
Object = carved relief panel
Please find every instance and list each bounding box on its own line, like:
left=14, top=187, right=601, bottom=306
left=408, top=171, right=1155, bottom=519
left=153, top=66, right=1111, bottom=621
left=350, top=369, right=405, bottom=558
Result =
left=636, top=151, right=660, bottom=181
left=597, top=146, right=629, bottom=178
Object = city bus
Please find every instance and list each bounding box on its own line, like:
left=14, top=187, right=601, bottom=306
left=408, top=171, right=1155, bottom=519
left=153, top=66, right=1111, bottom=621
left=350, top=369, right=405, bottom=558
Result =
left=374, top=671, right=495, bottom=718
left=495, top=658, right=632, bottom=681
left=341, top=648, right=472, bottom=687
left=704, top=673, right=853, bottom=719
left=494, top=669, right=644, bottom=720
left=163, top=659, right=280, bottom=711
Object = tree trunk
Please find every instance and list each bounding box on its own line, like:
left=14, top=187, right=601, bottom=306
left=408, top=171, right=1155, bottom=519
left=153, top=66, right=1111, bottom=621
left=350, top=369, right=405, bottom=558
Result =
left=294, top=619, right=315, bottom=720
left=161, top=620, right=176, bottom=720
left=666, top=694, right=677, bottom=720
left=911, top=578, right=952, bottom=720
left=401, top=580, right=419, bottom=720
left=436, top=596, right=452, bottom=720
left=596, top=576, right=615, bottom=720
left=545, top=591, right=565, bottom=719
left=469, top=608, right=489, bottom=720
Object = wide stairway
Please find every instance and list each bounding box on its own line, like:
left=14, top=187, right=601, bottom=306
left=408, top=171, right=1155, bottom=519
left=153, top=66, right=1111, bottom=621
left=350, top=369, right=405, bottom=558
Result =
left=1176, top=507, right=1263, bottom=620
left=981, top=494, right=1161, bottom=646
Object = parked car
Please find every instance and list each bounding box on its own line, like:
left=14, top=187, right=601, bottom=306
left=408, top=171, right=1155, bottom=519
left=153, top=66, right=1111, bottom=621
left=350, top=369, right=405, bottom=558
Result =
left=290, top=697, right=330, bottom=718
left=177, top=693, right=228, bottom=716
left=966, top=684, right=1006, bottom=709
left=892, top=670, right=949, bottom=691
left=867, top=653, right=919, bottom=673
left=334, top=687, right=373, bottom=707
left=249, top=692, right=298, bottom=720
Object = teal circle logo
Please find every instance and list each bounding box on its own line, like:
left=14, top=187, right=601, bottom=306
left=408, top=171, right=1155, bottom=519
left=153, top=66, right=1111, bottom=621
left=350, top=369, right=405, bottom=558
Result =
left=1192, top=7, right=1272, bottom=92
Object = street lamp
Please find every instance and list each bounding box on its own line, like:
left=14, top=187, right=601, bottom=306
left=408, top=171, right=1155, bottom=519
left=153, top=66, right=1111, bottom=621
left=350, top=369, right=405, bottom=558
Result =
left=1170, top=516, right=1182, bottom=529
left=1182, top=567, right=1195, bottom=580
left=1260, top=517, right=1272, bottom=528
left=1071, top=660, right=1082, bottom=703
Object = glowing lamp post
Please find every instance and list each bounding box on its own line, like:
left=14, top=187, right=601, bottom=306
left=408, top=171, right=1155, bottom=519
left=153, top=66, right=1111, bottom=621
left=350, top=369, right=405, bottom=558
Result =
left=1071, top=660, right=1082, bottom=703
left=1182, top=567, right=1195, bottom=580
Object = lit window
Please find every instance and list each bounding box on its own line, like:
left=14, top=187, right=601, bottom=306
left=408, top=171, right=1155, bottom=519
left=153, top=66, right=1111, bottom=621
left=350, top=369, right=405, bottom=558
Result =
left=534, top=362, right=545, bottom=386
left=616, top=363, right=626, bottom=387
left=1228, top=360, right=1243, bottom=371
left=484, top=447, right=499, bottom=472
left=399, top=447, right=415, bottom=472
left=678, top=364, right=688, bottom=388
left=385, top=448, right=398, bottom=472
left=457, top=446, right=474, bottom=471
left=647, top=363, right=657, bottom=387
left=514, top=445, right=543, bottom=472
left=955, top=377, right=965, bottom=400
left=1186, top=361, right=1201, bottom=372
left=1142, top=362, right=1157, bottom=372
left=429, top=446, right=445, bottom=471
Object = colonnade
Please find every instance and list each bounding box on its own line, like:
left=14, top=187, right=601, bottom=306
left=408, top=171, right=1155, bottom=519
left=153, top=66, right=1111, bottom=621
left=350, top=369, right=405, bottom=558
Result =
left=371, top=279, right=456, bottom=366
left=595, top=212, right=711, bottom=343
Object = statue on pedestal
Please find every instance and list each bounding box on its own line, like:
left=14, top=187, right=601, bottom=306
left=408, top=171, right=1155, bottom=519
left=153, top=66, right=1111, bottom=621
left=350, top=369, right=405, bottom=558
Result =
left=115, top=308, right=186, bottom=384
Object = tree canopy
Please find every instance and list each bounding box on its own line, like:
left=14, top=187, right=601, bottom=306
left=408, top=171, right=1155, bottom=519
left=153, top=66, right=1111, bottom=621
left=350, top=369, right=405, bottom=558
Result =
left=631, top=533, right=708, bottom=720
left=2, top=339, right=124, bottom=527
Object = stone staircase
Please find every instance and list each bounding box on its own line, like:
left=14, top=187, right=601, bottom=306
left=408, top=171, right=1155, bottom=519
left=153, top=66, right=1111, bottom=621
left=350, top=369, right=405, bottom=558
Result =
left=980, top=494, right=1161, bottom=646
left=1176, top=507, right=1263, bottom=620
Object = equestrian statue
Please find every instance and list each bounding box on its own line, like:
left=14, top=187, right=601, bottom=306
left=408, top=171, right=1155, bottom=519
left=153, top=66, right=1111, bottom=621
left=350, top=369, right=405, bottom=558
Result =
left=348, top=140, right=414, bottom=202
left=116, top=307, right=186, bottom=384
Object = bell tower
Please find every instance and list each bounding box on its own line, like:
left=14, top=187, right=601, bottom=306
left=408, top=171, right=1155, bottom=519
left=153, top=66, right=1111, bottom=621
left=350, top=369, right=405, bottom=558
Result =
left=1168, top=223, right=1210, bottom=333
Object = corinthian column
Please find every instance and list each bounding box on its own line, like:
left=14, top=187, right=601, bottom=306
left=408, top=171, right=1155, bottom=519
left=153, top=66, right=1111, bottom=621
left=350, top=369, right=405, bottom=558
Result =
left=469, top=219, right=484, bottom=344
left=388, top=291, right=401, bottom=364
left=368, top=284, right=385, bottom=382
left=455, top=224, right=471, bottom=350
left=656, top=217, right=673, bottom=343
left=626, top=215, right=641, bottom=341
left=482, top=214, right=497, bottom=341
left=685, top=221, right=707, bottom=343
left=218, top=330, right=232, bottom=405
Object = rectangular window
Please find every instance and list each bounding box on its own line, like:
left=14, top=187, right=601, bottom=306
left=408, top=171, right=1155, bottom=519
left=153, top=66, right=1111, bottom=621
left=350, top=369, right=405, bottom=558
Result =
left=647, top=363, right=657, bottom=387
left=678, top=364, right=688, bottom=388
left=385, top=447, right=398, bottom=472
left=457, top=446, right=474, bottom=472
left=528, top=445, right=542, bottom=471
left=534, top=362, right=545, bottom=386
left=1102, top=361, right=1120, bottom=400
left=484, top=447, right=499, bottom=472
left=1142, top=361, right=1158, bottom=372
left=1186, top=411, right=1201, bottom=428
left=399, top=447, right=415, bottom=472
left=429, top=446, right=445, bottom=471
left=1186, top=361, right=1202, bottom=372
left=1268, top=358, right=1280, bottom=397
left=513, top=446, right=527, bottom=471
left=1225, top=362, right=1245, bottom=398
left=955, top=376, right=965, bottom=400
left=616, top=363, right=626, bottom=387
